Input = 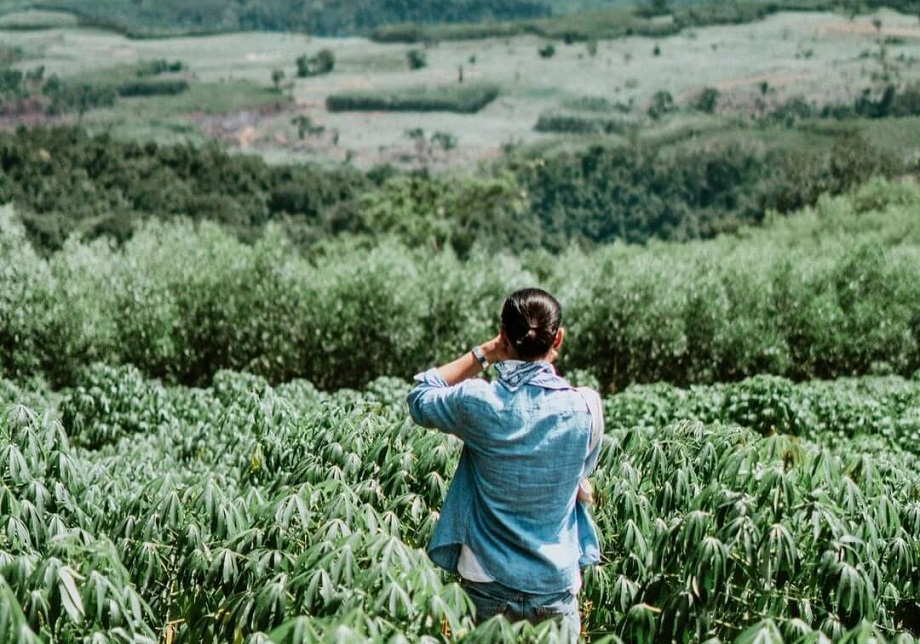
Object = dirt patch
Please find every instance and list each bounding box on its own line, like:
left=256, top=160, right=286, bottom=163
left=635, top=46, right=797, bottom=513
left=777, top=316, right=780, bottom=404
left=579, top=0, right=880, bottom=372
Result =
left=714, top=70, right=816, bottom=92
left=816, top=18, right=920, bottom=39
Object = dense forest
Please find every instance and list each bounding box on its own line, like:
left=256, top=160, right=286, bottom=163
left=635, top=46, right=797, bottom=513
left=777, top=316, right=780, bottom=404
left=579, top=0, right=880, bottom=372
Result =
left=0, top=126, right=898, bottom=255
left=0, top=0, right=911, bottom=37
left=18, top=0, right=550, bottom=36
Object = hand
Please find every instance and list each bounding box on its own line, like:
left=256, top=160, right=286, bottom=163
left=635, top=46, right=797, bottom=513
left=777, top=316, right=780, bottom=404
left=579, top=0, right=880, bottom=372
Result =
left=481, top=333, right=513, bottom=364
left=577, top=478, right=594, bottom=505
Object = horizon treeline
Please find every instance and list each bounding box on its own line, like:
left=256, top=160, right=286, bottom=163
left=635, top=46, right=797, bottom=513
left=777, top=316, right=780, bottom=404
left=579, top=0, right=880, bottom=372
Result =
left=0, top=127, right=900, bottom=256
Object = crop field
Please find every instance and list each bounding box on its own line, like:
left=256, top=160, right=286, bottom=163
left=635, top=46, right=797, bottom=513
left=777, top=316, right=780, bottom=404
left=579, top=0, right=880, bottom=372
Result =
left=2, top=9, right=920, bottom=168
left=1, top=364, right=919, bottom=642
left=2, top=2, right=920, bottom=642
left=0, top=169, right=919, bottom=640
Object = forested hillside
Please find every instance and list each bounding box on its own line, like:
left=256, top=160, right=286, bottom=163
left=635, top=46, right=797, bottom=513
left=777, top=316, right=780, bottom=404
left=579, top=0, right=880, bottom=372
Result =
left=1, top=0, right=914, bottom=36
left=0, top=127, right=897, bottom=254
left=4, top=0, right=551, bottom=35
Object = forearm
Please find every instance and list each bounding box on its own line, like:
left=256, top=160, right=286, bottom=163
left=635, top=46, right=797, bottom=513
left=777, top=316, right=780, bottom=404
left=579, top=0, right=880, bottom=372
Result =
left=435, top=335, right=509, bottom=385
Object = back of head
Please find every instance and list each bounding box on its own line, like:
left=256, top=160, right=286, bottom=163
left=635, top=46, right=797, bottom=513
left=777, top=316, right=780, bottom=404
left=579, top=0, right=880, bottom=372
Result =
left=501, top=288, right=562, bottom=361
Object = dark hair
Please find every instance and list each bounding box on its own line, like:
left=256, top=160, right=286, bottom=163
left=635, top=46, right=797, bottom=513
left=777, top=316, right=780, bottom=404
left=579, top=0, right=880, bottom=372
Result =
left=501, top=288, right=562, bottom=361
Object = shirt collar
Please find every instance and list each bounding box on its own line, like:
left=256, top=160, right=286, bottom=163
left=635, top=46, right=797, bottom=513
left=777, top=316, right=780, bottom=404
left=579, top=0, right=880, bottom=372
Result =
left=495, top=360, right=569, bottom=392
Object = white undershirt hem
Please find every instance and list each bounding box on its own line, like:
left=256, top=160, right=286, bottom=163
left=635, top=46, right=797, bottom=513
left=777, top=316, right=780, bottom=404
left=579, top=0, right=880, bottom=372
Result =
left=458, top=545, right=582, bottom=595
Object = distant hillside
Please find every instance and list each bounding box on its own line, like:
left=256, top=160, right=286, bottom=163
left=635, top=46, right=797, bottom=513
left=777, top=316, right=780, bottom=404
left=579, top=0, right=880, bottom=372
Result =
left=9, top=0, right=553, bottom=36
left=2, top=0, right=917, bottom=37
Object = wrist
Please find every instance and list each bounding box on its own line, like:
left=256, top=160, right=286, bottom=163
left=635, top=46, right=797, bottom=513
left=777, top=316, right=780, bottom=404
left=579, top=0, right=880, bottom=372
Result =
left=471, top=345, right=491, bottom=371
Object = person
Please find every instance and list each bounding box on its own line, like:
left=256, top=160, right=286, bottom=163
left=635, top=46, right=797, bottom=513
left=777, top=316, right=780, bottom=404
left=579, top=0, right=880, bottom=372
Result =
left=406, top=287, right=603, bottom=638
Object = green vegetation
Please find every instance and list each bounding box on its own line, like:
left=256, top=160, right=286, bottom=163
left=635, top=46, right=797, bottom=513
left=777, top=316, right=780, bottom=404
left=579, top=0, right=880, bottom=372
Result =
left=406, top=48, right=428, bottom=70
left=296, top=49, right=335, bottom=77
left=1, top=6, right=919, bottom=643
left=0, top=45, right=23, bottom=65
left=0, top=362, right=918, bottom=640
left=0, top=59, right=193, bottom=117
left=535, top=111, right=635, bottom=134
left=514, top=130, right=899, bottom=248
left=0, top=180, right=917, bottom=391
left=0, top=9, right=78, bottom=29
left=114, top=79, right=189, bottom=97
left=0, top=128, right=372, bottom=252
left=326, top=83, right=499, bottom=113
left=370, top=0, right=833, bottom=43
left=10, top=0, right=551, bottom=37
left=0, top=126, right=905, bottom=257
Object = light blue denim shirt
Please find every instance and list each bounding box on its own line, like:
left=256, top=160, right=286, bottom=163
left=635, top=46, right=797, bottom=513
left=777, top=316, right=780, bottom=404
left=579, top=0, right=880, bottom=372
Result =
left=406, top=360, right=602, bottom=594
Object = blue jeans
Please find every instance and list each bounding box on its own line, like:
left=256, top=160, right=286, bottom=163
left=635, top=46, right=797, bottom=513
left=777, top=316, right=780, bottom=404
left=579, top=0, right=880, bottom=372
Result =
left=462, top=579, right=581, bottom=637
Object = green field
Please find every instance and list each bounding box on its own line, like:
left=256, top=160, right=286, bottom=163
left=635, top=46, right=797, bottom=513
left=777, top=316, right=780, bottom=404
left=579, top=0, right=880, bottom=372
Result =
left=1, top=362, right=919, bottom=640
left=2, top=3, right=920, bottom=642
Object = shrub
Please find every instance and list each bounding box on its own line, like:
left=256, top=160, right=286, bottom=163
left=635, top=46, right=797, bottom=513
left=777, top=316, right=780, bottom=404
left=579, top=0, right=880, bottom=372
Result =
left=406, top=49, right=427, bottom=70
left=538, top=43, right=556, bottom=58
left=327, top=84, right=499, bottom=113
left=135, top=59, right=185, bottom=76
left=694, top=87, right=720, bottom=114
left=116, top=79, right=189, bottom=97
left=42, top=78, right=117, bottom=115
left=647, top=89, right=674, bottom=118
left=534, top=111, right=634, bottom=134
left=296, top=49, right=335, bottom=77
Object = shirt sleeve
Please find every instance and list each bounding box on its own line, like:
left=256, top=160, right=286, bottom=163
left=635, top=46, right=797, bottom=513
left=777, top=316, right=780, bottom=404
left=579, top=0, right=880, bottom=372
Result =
left=406, top=367, right=472, bottom=440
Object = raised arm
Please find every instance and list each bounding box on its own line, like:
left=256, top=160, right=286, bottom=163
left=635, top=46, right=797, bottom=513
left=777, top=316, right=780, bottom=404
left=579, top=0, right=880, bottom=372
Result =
left=406, top=334, right=511, bottom=436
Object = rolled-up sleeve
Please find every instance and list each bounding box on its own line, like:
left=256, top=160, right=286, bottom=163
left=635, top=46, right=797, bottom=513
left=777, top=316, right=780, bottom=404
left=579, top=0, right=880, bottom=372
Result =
left=406, top=368, right=470, bottom=440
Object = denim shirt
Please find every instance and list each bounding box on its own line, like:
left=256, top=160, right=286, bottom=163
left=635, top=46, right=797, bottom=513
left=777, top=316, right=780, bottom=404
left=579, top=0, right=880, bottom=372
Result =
left=406, top=360, right=602, bottom=594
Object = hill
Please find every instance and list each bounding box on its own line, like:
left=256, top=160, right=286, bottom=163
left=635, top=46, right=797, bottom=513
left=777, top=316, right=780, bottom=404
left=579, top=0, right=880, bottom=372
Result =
left=1, top=0, right=556, bottom=36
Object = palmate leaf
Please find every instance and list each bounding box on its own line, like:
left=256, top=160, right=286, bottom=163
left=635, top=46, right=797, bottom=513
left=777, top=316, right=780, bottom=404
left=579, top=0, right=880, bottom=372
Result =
left=57, top=565, right=85, bottom=624
left=836, top=619, right=887, bottom=643
left=300, top=568, right=335, bottom=610
left=0, top=574, right=40, bottom=644
left=252, top=574, right=288, bottom=632
left=1, top=444, right=31, bottom=485
left=758, top=523, right=798, bottom=589
left=611, top=575, right=639, bottom=614
left=269, top=616, right=322, bottom=644
left=734, top=619, right=783, bottom=644
left=694, top=536, right=728, bottom=599
left=874, top=495, right=901, bottom=536
left=836, top=562, right=875, bottom=621
left=374, top=578, right=415, bottom=619
left=622, top=602, right=659, bottom=644
left=885, top=534, right=915, bottom=581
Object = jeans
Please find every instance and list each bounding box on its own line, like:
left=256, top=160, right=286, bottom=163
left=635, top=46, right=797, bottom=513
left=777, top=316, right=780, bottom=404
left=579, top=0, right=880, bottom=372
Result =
left=462, top=579, right=581, bottom=639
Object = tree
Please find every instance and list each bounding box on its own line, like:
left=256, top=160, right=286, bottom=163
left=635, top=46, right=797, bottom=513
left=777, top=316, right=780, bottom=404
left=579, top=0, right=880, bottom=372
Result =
left=407, top=49, right=427, bottom=70
left=431, top=131, right=457, bottom=151
left=405, top=127, right=427, bottom=155
left=538, top=43, right=556, bottom=59
left=296, top=49, right=335, bottom=77
left=647, top=90, right=675, bottom=119
left=292, top=115, right=325, bottom=140
left=271, top=69, right=285, bottom=91
left=695, top=87, right=720, bottom=114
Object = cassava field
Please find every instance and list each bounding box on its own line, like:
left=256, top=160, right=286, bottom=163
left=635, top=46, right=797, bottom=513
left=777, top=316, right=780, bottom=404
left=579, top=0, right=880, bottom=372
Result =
left=1, top=0, right=920, bottom=642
